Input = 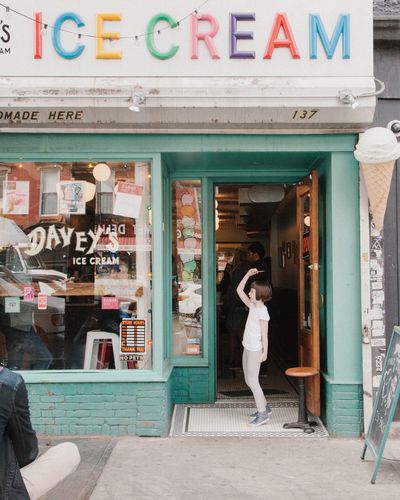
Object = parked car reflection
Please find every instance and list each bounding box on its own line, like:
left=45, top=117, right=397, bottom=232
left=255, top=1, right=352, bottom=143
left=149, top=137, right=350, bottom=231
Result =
left=0, top=265, right=65, bottom=369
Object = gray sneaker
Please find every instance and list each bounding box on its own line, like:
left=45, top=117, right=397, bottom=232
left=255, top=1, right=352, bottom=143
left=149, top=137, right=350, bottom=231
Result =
left=250, top=404, right=272, bottom=418
left=249, top=411, right=270, bottom=426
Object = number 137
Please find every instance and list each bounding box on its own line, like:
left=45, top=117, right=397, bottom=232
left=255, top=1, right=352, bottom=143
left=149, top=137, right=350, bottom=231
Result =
left=292, top=110, right=318, bottom=120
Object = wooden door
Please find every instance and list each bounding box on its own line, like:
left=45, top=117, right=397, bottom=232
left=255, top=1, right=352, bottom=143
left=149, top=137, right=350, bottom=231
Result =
left=296, top=171, right=320, bottom=415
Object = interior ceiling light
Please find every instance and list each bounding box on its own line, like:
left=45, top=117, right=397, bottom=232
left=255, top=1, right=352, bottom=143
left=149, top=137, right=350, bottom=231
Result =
left=338, top=77, right=385, bottom=109
left=129, top=92, right=146, bottom=112
left=248, top=185, right=285, bottom=203
left=93, top=162, right=111, bottom=182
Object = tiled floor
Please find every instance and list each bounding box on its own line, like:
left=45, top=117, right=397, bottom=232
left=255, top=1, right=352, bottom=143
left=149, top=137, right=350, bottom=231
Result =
left=170, top=401, right=328, bottom=438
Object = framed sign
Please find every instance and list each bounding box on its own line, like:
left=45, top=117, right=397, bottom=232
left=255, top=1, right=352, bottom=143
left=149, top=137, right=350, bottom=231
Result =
left=361, top=326, right=400, bottom=484
left=120, top=318, right=146, bottom=354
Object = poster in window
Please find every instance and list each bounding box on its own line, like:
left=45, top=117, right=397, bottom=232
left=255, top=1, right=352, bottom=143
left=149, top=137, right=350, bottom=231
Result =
left=59, top=181, right=85, bottom=214
left=5, top=297, right=20, bottom=313
left=3, top=181, right=29, bottom=215
left=113, top=182, right=143, bottom=218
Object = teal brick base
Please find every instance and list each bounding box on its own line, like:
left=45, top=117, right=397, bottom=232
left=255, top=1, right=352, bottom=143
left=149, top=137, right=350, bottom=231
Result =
left=171, top=367, right=211, bottom=403
left=322, top=380, right=364, bottom=437
left=26, top=379, right=173, bottom=437
left=26, top=367, right=212, bottom=437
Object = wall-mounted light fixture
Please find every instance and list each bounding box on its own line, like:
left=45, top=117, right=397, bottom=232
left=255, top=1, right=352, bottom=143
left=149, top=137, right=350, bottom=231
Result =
left=338, top=78, right=385, bottom=109
left=338, top=90, right=359, bottom=109
left=128, top=92, right=146, bottom=113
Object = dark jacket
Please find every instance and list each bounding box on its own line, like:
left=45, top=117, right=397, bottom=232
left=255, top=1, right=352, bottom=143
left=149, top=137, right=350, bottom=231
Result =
left=0, top=366, right=38, bottom=500
left=225, top=264, right=249, bottom=331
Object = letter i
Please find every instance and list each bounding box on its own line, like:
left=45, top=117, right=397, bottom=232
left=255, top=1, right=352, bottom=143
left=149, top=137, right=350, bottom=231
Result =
left=34, top=12, right=43, bottom=59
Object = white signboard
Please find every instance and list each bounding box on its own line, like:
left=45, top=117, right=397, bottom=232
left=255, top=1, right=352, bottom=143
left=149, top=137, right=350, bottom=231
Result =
left=114, top=182, right=143, bottom=219
left=0, top=0, right=373, bottom=78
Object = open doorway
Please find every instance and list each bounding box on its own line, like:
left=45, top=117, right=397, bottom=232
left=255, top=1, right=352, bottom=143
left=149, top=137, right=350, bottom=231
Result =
left=215, top=183, right=300, bottom=401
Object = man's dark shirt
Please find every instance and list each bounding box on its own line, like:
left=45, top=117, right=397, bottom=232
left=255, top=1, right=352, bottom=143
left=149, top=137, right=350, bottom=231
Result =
left=248, top=256, right=272, bottom=289
left=0, top=366, right=38, bottom=499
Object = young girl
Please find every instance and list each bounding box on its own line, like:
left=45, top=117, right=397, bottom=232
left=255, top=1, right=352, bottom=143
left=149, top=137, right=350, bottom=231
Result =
left=236, top=268, right=273, bottom=426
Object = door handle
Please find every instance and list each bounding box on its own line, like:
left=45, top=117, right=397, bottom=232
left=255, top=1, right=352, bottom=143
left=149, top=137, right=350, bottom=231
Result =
left=308, top=263, right=320, bottom=270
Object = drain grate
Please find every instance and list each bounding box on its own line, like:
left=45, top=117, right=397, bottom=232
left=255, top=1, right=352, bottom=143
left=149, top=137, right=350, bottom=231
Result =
left=170, top=401, right=329, bottom=438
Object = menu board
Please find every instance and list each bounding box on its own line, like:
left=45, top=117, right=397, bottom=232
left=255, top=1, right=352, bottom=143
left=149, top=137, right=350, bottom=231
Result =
left=361, top=327, right=400, bottom=484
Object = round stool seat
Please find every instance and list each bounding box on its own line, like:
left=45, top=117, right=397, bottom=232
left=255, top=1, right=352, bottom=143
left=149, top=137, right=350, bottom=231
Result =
left=285, top=366, right=319, bottom=378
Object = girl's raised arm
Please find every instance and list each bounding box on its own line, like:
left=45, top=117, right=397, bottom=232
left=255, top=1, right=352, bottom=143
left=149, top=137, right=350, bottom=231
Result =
left=236, top=268, right=259, bottom=307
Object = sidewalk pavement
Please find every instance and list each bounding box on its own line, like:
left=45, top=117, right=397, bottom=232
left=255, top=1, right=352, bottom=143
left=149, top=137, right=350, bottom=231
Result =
left=39, top=431, right=400, bottom=500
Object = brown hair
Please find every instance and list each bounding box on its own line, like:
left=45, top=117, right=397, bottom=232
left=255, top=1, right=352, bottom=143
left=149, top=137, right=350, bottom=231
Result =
left=231, top=248, right=248, bottom=272
left=251, top=281, right=272, bottom=302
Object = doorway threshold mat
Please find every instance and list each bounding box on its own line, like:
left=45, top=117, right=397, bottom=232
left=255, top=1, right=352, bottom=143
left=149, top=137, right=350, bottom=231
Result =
left=170, top=401, right=328, bottom=438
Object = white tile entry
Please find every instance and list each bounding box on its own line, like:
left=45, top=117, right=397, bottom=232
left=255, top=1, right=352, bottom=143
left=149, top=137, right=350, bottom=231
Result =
left=170, top=402, right=329, bottom=438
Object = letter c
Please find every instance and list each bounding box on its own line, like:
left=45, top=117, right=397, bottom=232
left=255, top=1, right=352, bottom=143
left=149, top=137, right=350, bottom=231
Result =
left=52, top=12, right=85, bottom=59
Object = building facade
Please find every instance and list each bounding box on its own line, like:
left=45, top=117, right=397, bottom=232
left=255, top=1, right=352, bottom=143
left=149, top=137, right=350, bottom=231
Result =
left=0, top=0, right=379, bottom=436
left=362, top=2, right=400, bottom=423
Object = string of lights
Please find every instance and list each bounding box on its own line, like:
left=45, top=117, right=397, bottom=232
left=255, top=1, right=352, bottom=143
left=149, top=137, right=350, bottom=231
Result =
left=0, top=0, right=210, bottom=40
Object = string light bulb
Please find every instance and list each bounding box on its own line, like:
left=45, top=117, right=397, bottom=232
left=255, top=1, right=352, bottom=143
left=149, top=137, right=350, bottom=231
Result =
left=0, top=1, right=210, bottom=40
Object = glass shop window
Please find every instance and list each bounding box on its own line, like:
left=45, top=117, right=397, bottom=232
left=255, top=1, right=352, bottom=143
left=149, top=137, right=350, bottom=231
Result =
left=171, top=180, right=203, bottom=356
left=0, top=168, right=7, bottom=212
left=0, top=161, right=152, bottom=371
left=40, top=168, right=59, bottom=215
left=96, top=170, right=115, bottom=214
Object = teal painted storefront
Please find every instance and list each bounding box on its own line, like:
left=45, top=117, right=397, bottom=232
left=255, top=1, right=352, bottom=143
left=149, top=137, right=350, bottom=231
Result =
left=0, top=133, right=363, bottom=437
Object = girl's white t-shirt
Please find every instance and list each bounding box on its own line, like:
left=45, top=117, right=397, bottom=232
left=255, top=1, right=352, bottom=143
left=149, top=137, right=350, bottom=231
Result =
left=242, top=303, right=270, bottom=351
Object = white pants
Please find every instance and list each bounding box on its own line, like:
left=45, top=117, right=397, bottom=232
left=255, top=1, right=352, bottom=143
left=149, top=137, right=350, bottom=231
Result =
left=21, top=442, right=81, bottom=500
left=242, top=348, right=267, bottom=412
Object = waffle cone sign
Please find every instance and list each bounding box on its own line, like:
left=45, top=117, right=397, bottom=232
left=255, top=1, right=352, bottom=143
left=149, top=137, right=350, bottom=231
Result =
left=361, top=161, right=395, bottom=231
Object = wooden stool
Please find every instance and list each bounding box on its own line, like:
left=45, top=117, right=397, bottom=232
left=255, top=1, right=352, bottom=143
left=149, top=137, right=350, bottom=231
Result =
left=283, top=366, right=319, bottom=434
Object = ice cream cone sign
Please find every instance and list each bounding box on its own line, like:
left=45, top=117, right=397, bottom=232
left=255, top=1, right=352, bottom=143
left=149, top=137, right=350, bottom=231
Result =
left=355, top=127, right=400, bottom=232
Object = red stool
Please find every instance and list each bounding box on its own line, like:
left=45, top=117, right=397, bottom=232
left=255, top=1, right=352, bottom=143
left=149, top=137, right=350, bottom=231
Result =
left=283, top=367, right=319, bottom=434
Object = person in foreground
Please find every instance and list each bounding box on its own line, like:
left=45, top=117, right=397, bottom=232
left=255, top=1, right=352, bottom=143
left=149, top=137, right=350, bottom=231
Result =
left=0, top=364, right=80, bottom=499
left=236, top=268, right=273, bottom=426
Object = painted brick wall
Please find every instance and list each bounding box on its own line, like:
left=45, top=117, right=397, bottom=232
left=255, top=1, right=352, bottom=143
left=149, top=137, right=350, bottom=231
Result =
left=171, top=367, right=211, bottom=403
left=27, top=379, right=173, bottom=437
left=323, top=381, right=364, bottom=437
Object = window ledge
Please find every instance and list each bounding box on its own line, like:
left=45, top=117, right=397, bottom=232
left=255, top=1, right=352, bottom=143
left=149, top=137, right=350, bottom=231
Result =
left=19, top=367, right=173, bottom=384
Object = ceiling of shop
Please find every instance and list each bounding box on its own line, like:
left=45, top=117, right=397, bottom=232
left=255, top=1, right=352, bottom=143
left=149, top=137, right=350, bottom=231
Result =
left=163, top=151, right=325, bottom=180
left=215, top=184, right=292, bottom=233
left=164, top=151, right=321, bottom=233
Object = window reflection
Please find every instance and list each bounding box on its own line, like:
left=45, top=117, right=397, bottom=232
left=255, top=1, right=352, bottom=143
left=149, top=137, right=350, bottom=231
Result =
left=0, top=161, right=152, bottom=370
left=302, top=194, right=311, bottom=329
left=172, top=180, right=202, bottom=356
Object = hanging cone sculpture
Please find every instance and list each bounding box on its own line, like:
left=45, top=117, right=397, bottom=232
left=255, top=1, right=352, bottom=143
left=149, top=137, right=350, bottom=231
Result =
left=361, top=160, right=395, bottom=232
left=355, top=127, right=400, bottom=233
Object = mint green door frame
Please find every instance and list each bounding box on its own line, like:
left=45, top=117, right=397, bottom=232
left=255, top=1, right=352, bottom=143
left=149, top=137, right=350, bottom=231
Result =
left=167, top=161, right=362, bottom=402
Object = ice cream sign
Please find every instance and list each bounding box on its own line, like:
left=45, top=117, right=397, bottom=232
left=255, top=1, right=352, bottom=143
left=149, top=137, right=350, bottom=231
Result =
left=31, top=12, right=349, bottom=61
left=26, top=223, right=124, bottom=265
left=3, top=1, right=372, bottom=78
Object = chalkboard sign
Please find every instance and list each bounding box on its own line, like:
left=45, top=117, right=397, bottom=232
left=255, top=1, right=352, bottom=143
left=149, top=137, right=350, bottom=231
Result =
left=361, top=326, right=400, bottom=484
